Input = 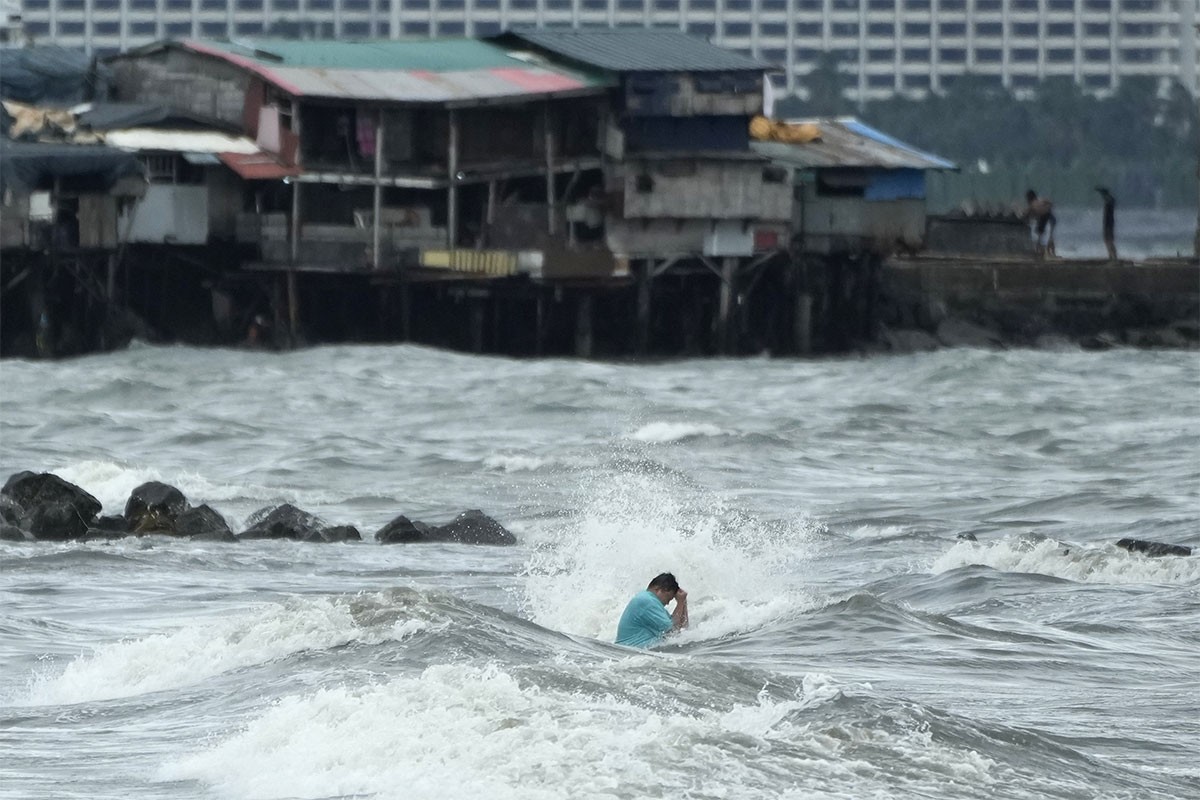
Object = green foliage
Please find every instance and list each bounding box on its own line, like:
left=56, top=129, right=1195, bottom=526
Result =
left=793, top=59, right=1199, bottom=208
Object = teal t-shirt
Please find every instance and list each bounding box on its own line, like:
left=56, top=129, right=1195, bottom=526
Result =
left=615, top=590, right=674, bottom=648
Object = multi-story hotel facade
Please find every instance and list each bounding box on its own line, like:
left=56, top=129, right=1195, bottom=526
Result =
left=8, top=0, right=1199, bottom=100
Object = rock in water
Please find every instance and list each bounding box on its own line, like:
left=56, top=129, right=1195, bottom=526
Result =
left=176, top=505, right=235, bottom=540
left=375, top=515, right=431, bottom=544
left=125, top=481, right=189, bottom=534
left=238, top=504, right=324, bottom=540
left=1116, top=538, right=1192, bottom=558
left=1, top=472, right=102, bottom=540
left=431, top=510, right=516, bottom=546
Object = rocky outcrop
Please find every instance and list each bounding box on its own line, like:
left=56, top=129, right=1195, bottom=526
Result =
left=1, top=470, right=511, bottom=546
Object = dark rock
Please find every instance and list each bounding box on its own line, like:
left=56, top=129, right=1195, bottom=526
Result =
left=84, top=514, right=133, bottom=539
left=125, top=481, right=189, bottom=534
left=880, top=326, right=940, bottom=354
left=25, top=501, right=92, bottom=540
left=429, top=510, right=516, bottom=546
left=1116, top=538, right=1192, bottom=558
left=320, top=525, right=362, bottom=543
left=0, top=496, right=22, bottom=525
left=936, top=318, right=1004, bottom=349
left=2, top=471, right=101, bottom=531
left=176, top=504, right=234, bottom=540
left=238, top=503, right=324, bottom=540
left=375, top=515, right=432, bottom=544
left=0, top=523, right=31, bottom=541
left=956, top=532, right=978, bottom=542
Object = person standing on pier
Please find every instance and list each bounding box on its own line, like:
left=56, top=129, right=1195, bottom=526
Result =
left=1024, top=189, right=1057, bottom=259
left=1096, top=187, right=1117, bottom=261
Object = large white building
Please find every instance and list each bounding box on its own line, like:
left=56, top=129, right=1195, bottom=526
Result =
left=10, top=0, right=1199, bottom=99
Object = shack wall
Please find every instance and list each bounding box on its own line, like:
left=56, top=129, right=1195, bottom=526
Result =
left=110, top=49, right=247, bottom=127
left=617, top=160, right=791, bottom=220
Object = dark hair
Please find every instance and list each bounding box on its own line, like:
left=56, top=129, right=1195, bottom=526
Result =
left=1025, top=189, right=1037, bottom=201
left=648, top=572, right=680, bottom=592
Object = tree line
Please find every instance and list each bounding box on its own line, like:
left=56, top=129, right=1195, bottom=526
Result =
left=777, top=53, right=1199, bottom=210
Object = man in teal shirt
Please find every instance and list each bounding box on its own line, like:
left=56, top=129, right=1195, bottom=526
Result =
left=616, top=572, right=689, bottom=647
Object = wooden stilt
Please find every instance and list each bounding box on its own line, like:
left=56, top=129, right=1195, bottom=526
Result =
left=574, top=293, right=593, bottom=358
left=718, top=256, right=737, bottom=354
left=400, top=275, right=412, bottom=342
left=795, top=260, right=812, bottom=355
left=286, top=268, right=299, bottom=345
left=469, top=296, right=485, bottom=353
left=535, top=289, right=547, bottom=356
left=636, top=259, right=652, bottom=355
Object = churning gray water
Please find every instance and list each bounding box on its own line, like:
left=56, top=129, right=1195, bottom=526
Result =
left=1, top=343, right=1197, bottom=800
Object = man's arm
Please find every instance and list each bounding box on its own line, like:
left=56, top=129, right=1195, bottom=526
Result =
left=671, top=589, right=689, bottom=631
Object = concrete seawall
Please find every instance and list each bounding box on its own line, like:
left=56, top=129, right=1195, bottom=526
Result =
left=878, top=256, right=1200, bottom=351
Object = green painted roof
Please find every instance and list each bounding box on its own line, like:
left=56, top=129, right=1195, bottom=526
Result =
left=196, top=38, right=537, bottom=72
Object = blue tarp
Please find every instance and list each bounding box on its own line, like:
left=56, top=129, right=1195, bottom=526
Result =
left=864, top=169, right=926, bottom=200
left=0, top=47, right=108, bottom=105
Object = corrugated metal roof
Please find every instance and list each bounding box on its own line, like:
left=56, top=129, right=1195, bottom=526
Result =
left=751, top=117, right=957, bottom=171
left=192, top=38, right=535, bottom=71
left=180, top=38, right=613, bottom=104
left=498, top=27, right=769, bottom=73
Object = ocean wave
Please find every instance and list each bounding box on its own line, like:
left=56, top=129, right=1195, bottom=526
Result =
left=18, top=593, right=442, bottom=706
left=930, top=535, right=1199, bottom=585
left=160, top=666, right=995, bottom=800
left=483, top=453, right=557, bottom=473
left=627, top=421, right=725, bottom=443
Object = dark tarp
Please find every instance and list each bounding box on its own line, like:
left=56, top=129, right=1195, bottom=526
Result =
left=0, top=47, right=109, bottom=105
left=76, top=102, right=231, bottom=132
left=0, top=139, right=145, bottom=194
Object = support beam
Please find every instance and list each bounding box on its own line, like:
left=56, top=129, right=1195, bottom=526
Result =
left=718, top=256, right=737, bottom=354
left=447, top=109, right=459, bottom=248
left=372, top=110, right=384, bottom=269
left=485, top=179, right=497, bottom=248
left=544, top=102, right=556, bottom=235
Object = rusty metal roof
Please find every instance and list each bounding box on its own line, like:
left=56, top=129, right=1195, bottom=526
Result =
left=751, top=117, right=957, bottom=171
left=497, top=27, right=769, bottom=73
left=179, top=39, right=613, bottom=104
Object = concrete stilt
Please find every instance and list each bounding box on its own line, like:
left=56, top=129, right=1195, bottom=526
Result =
left=794, top=260, right=812, bottom=355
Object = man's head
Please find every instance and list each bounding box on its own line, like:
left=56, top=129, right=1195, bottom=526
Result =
left=1025, top=189, right=1037, bottom=203
left=647, top=572, right=680, bottom=604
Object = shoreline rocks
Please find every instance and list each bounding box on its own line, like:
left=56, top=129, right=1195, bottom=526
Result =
left=0, top=470, right=515, bottom=546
